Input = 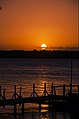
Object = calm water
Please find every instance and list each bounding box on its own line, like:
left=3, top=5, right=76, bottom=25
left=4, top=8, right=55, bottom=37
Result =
left=0, top=58, right=79, bottom=119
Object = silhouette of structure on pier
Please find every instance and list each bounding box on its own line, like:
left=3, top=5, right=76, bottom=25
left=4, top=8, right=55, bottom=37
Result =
left=0, top=83, right=79, bottom=116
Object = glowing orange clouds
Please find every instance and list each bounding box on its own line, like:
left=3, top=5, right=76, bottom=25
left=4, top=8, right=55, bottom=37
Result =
left=0, top=0, right=78, bottom=50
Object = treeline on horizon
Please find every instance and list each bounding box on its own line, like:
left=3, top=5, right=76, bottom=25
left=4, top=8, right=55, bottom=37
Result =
left=0, top=50, right=79, bottom=59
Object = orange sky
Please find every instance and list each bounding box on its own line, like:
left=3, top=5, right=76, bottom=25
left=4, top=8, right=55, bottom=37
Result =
left=0, top=0, right=78, bottom=50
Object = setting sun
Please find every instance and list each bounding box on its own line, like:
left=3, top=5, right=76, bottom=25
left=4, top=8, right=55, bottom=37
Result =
left=41, top=44, right=47, bottom=50
left=0, top=0, right=78, bottom=51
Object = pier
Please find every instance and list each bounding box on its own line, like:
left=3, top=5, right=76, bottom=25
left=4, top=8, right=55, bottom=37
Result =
left=0, top=83, right=79, bottom=115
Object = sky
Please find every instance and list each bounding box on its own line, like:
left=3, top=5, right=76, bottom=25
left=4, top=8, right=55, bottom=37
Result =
left=0, top=0, right=78, bottom=50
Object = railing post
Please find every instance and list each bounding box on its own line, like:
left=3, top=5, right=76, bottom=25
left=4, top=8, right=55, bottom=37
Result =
left=44, top=83, right=46, bottom=96
left=63, top=84, right=66, bottom=96
left=3, top=89, right=5, bottom=99
left=63, top=84, right=66, bottom=102
left=3, top=89, right=6, bottom=108
left=14, top=104, right=17, bottom=118
left=14, top=85, right=16, bottom=99
left=54, top=86, right=56, bottom=102
left=70, top=83, right=72, bottom=94
left=0, top=86, right=1, bottom=100
left=30, top=83, right=38, bottom=97
left=39, top=103, right=41, bottom=112
left=42, top=83, right=48, bottom=96
left=19, top=87, right=22, bottom=97
left=78, top=85, right=79, bottom=94
left=33, top=83, right=35, bottom=97
left=70, top=59, right=72, bottom=88
left=51, top=82, right=53, bottom=95
left=54, top=86, right=56, bottom=95
left=22, top=103, right=24, bottom=114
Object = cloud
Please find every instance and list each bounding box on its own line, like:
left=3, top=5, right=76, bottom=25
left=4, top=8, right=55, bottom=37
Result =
left=0, top=6, right=2, bottom=10
left=48, top=46, right=79, bottom=51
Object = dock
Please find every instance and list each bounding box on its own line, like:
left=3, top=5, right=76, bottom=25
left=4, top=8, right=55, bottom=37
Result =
left=0, top=83, right=79, bottom=115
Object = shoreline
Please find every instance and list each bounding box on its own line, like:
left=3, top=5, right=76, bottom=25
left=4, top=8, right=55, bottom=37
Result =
left=0, top=50, right=78, bottom=59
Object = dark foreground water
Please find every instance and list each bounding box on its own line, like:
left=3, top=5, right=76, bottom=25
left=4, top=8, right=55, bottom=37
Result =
left=0, top=58, right=79, bottom=119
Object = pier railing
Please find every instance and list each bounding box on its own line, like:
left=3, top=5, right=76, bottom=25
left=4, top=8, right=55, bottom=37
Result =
left=0, top=83, right=79, bottom=100
left=0, top=82, right=79, bottom=115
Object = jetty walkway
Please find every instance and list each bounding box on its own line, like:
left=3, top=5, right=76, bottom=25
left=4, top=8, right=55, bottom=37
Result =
left=0, top=83, right=79, bottom=115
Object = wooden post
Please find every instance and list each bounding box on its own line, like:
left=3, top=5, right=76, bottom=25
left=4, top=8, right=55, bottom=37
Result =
left=70, top=83, right=72, bottom=94
left=42, top=83, right=48, bottom=96
left=63, top=84, right=66, bottom=96
left=78, top=85, right=79, bottom=94
left=18, top=87, right=22, bottom=106
left=50, top=82, right=53, bottom=95
left=14, top=85, right=17, bottom=115
left=14, top=85, right=16, bottom=99
left=33, top=83, right=35, bottom=97
left=14, top=114, right=16, bottom=119
left=63, top=84, right=66, bottom=102
left=44, top=83, right=46, bottom=96
left=3, top=89, right=6, bottom=108
left=48, top=99, right=51, bottom=111
left=11, top=85, right=17, bottom=99
left=0, top=86, right=1, bottom=100
left=22, top=103, right=24, bottom=114
left=3, top=89, right=5, bottom=99
left=54, top=86, right=56, bottom=95
left=50, top=83, right=54, bottom=104
left=14, top=104, right=17, bottom=118
left=71, top=59, right=72, bottom=85
left=51, top=82, right=53, bottom=95
left=19, top=87, right=22, bottom=97
left=54, top=86, right=56, bottom=102
left=30, top=83, right=38, bottom=97
left=39, top=103, right=41, bottom=112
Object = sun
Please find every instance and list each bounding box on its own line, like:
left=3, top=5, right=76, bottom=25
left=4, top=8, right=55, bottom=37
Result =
left=41, top=44, right=47, bottom=50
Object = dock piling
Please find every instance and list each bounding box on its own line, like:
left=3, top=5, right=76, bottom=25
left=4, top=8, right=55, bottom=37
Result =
left=3, top=89, right=6, bottom=99
left=14, top=85, right=16, bottom=99
left=63, top=84, right=66, bottom=102
left=50, top=82, right=54, bottom=95
left=39, top=103, right=41, bottom=112
left=54, top=86, right=56, bottom=95
left=30, top=83, right=38, bottom=97
left=0, top=83, right=79, bottom=114
left=70, top=83, right=72, bottom=94
left=42, top=83, right=48, bottom=96
left=22, top=103, right=24, bottom=114
left=14, top=104, right=17, bottom=117
left=78, top=85, right=79, bottom=94
left=19, top=87, right=22, bottom=98
left=3, top=89, right=6, bottom=108
left=0, top=86, right=1, bottom=100
left=63, top=84, right=66, bottom=96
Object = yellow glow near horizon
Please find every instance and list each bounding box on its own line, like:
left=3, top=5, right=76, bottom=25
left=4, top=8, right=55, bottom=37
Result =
left=0, top=0, right=78, bottom=50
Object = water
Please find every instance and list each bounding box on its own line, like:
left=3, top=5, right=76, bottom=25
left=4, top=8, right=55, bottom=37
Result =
left=0, top=58, right=79, bottom=119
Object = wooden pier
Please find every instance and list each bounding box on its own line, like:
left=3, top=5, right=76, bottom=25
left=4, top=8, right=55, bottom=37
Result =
left=0, top=83, right=79, bottom=115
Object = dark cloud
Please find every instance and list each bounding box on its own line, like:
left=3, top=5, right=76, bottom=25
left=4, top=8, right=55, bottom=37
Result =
left=48, top=47, right=78, bottom=51
left=0, top=6, right=2, bottom=10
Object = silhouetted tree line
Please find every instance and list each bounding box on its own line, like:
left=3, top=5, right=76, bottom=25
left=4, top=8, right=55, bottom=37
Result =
left=0, top=50, right=78, bottom=59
